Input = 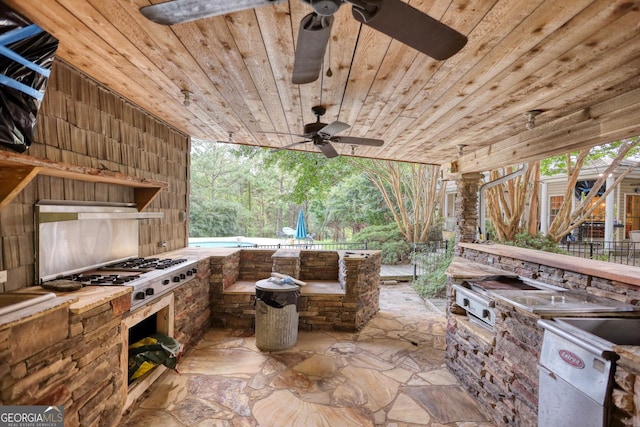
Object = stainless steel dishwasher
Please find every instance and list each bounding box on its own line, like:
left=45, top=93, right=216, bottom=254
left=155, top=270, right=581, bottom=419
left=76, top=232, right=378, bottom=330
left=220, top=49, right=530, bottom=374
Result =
left=537, top=317, right=640, bottom=427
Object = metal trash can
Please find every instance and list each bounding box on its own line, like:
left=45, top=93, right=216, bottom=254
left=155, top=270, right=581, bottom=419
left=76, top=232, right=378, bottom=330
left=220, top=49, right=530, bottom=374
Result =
left=255, top=279, right=300, bottom=351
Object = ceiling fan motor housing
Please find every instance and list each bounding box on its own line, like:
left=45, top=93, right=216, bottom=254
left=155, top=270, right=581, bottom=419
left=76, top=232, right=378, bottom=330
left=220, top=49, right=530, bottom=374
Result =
left=304, top=121, right=328, bottom=135
left=310, top=0, right=342, bottom=16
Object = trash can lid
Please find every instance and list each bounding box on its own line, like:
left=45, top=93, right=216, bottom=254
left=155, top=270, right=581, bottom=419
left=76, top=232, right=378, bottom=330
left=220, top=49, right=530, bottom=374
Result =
left=256, top=278, right=300, bottom=292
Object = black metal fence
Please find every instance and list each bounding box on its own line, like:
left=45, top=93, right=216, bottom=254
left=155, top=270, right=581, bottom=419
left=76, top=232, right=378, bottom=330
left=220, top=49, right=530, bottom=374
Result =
left=558, top=240, right=640, bottom=266
left=411, top=240, right=451, bottom=280
left=252, top=239, right=640, bottom=276
left=254, top=242, right=368, bottom=251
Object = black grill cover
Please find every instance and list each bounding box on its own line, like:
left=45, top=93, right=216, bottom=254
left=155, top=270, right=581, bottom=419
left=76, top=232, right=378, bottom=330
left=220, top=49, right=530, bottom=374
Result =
left=0, top=4, right=58, bottom=152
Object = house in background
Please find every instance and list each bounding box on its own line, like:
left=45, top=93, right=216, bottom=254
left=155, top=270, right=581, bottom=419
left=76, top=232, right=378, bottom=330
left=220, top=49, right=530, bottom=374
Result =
left=540, top=158, right=640, bottom=242
left=441, top=157, right=640, bottom=242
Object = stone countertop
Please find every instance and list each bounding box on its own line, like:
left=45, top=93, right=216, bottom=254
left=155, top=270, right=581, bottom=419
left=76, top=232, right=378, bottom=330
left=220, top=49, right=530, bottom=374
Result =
left=446, top=256, right=518, bottom=280
left=15, top=285, right=131, bottom=315
left=161, top=247, right=381, bottom=261
left=460, top=242, right=640, bottom=287
left=162, top=247, right=241, bottom=260
left=0, top=293, right=77, bottom=330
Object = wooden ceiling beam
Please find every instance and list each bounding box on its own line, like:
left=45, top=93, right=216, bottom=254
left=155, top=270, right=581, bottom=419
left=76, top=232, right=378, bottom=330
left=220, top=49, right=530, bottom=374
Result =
left=452, top=87, right=640, bottom=173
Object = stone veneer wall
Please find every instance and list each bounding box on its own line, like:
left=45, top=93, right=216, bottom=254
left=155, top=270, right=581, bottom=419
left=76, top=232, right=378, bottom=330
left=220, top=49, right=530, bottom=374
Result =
left=612, top=362, right=640, bottom=426
left=446, top=294, right=541, bottom=426
left=300, top=251, right=340, bottom=281
left=0, top=270, right=211, bottom=427
left=447, top=246, right=640, bottom=426
left=238, top=250, right=276, bottom=281
left=208, top=250, right=381, bottom=332
left=344, top=255, right=381, bottom=330
left=0, top=293, right=129, bottom=426
left=172, top=258, right=212, bottom=347
left=454, top=172, right=484, bottom=254
left=209, top=250, right=250, bottom=329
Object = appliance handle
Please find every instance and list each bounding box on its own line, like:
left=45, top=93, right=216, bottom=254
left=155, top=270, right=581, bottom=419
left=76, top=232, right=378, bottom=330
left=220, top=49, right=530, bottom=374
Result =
left=538, top=319, right=613, bottom=357
left=39, top=212, right=164, bottom=222
left=538, top=364, right=557, bottom=380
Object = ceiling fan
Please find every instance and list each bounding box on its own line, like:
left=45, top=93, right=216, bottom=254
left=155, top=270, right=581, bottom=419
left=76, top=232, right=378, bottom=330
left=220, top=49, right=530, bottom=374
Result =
left=265, top=105, right=383, bottom=158
left=140, top=0, right=468, bottom=84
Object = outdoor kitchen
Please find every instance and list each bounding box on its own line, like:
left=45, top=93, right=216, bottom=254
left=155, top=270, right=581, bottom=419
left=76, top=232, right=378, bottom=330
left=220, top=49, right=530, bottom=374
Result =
left=446, top=242, right=640, bottom=427
left=2, top=0, right=640, bottom=425
left=0, top=200, right=381, bottom=424
left=0, top=51, right=388, bottom=425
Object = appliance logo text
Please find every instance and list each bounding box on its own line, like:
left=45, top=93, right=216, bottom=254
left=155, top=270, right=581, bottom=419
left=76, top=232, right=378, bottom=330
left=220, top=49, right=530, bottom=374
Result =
left=559, top=349, right=585, bottom=369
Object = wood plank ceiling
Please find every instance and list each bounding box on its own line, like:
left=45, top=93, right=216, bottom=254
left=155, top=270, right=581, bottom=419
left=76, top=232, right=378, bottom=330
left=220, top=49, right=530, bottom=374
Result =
left=7, top=0, right=640, bottom=173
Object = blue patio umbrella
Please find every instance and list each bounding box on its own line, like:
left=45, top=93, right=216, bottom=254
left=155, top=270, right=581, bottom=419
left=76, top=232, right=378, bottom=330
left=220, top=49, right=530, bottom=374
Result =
left=295, top=210, right=307, bottom=240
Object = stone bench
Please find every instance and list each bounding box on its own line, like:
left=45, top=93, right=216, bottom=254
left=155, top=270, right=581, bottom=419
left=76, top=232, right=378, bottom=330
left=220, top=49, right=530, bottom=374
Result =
left=208, top=249, right=380, bottom=332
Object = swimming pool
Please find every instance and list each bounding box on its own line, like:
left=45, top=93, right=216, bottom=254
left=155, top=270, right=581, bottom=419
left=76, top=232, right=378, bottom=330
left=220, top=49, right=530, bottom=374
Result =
left=189, top=240, right=257, bottom=248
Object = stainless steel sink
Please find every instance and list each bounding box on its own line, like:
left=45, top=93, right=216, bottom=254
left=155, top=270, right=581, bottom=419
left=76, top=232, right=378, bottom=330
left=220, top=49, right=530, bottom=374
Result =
left=0, top=292, right=57, bottom=316
left=554, top=317, right=640, bottom=346
left=489, top=289, right=640, bottom=315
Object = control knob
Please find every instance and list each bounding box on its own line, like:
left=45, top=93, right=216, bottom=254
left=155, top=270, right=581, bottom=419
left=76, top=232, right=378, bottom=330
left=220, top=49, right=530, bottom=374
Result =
left=172, top=275, right=181, bottom=282
left=134, top=291, right=145, bottom=300
left=163, top=279, right=170, bottom=285
left=145, top=288, right=154, bottom=296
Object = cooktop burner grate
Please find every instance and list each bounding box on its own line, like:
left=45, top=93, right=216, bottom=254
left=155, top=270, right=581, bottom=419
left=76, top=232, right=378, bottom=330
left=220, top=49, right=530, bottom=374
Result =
left=102, top=257, right=189, bottom=270
left=61, top=273, right=141, bottom=285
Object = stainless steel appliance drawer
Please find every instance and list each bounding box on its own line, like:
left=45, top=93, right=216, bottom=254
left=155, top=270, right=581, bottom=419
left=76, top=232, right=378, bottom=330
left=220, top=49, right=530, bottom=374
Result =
left=453, top=284, right=496, bottom=326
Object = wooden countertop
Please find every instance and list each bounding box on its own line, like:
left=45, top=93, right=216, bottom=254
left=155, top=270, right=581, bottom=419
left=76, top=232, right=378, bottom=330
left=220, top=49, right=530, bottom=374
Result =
left=446, top=256, right=518, bottom=280
left=460, top=243, right=640, bottom=287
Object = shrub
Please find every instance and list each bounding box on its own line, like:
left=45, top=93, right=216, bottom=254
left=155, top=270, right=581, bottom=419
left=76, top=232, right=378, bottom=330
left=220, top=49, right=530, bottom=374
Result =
left=502, top=232, right=565, bottom=253
left=353, top=224, right=410, bottom=264
left=411, top=236, right=455, bottom=298
left=380, top=240, right=412, bottom=264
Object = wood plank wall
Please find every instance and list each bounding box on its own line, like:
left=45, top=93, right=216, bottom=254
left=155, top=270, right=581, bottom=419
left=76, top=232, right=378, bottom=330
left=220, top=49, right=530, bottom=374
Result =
left=0, top=59, right=190, bottom=291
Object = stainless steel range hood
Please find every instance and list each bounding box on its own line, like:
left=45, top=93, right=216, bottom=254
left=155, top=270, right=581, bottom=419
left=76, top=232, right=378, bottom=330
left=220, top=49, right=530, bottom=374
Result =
left=35, top=201, right=163, bottom=281
left=37, top=200, right=163, bottom=223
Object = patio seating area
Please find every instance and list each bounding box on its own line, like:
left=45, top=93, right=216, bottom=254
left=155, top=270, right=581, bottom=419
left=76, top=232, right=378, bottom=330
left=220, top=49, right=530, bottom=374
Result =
left=120, top=283, right=494, bottom=426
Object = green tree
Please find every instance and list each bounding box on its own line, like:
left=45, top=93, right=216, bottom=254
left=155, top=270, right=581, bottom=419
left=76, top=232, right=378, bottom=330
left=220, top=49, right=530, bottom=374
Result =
left=309, top=173, right=391, bottom=241
left=484, top=137, right=640, bottom=243
left=190, top=140, right=284, bottom=237
left=353, top=159, right=443, bottom=242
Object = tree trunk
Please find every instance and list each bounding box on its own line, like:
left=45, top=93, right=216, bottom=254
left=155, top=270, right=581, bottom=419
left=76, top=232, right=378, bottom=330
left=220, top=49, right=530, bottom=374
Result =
left=486, top=163, right=538, bottom=241
left=547, top=139, right=639, bottom=242
left=356, top=160, right=442, bottom=242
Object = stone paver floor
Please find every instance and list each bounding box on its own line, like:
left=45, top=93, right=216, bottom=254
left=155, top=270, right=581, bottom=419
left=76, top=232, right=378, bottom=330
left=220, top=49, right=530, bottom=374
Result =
left=120, top=283, right=495, bottom=426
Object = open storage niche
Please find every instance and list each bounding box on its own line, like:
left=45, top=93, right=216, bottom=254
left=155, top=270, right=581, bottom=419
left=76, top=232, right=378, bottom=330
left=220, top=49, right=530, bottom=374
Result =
left=120, top=293, right=175, bottom=411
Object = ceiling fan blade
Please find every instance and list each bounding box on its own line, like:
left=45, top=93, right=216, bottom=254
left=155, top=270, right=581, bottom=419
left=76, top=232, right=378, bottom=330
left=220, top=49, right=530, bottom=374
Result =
left=275, top=140, right=310, bottom=151
left=259, top=130, right=307, bottom=138
left=317, top=142, right=339, bottom=158
left=140, top=0, right=286, bottom=25
left=292, top=13, right=334, bottom=84
left=319, top=121, right=350, bottom=137
left=350, top=0, right=467, bottom=61
left=331, top=136, right=384, bottom=147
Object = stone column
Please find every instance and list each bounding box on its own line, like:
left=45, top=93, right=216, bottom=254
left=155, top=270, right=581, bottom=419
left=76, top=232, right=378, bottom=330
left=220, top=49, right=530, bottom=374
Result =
left=454, top=172, right=484, bottom=255
left=271, top=248, right=301, bottom=278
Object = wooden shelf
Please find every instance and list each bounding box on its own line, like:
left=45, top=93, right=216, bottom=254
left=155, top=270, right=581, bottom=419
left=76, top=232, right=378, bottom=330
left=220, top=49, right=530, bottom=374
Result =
left=0, top=150, right=167, bottom=211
